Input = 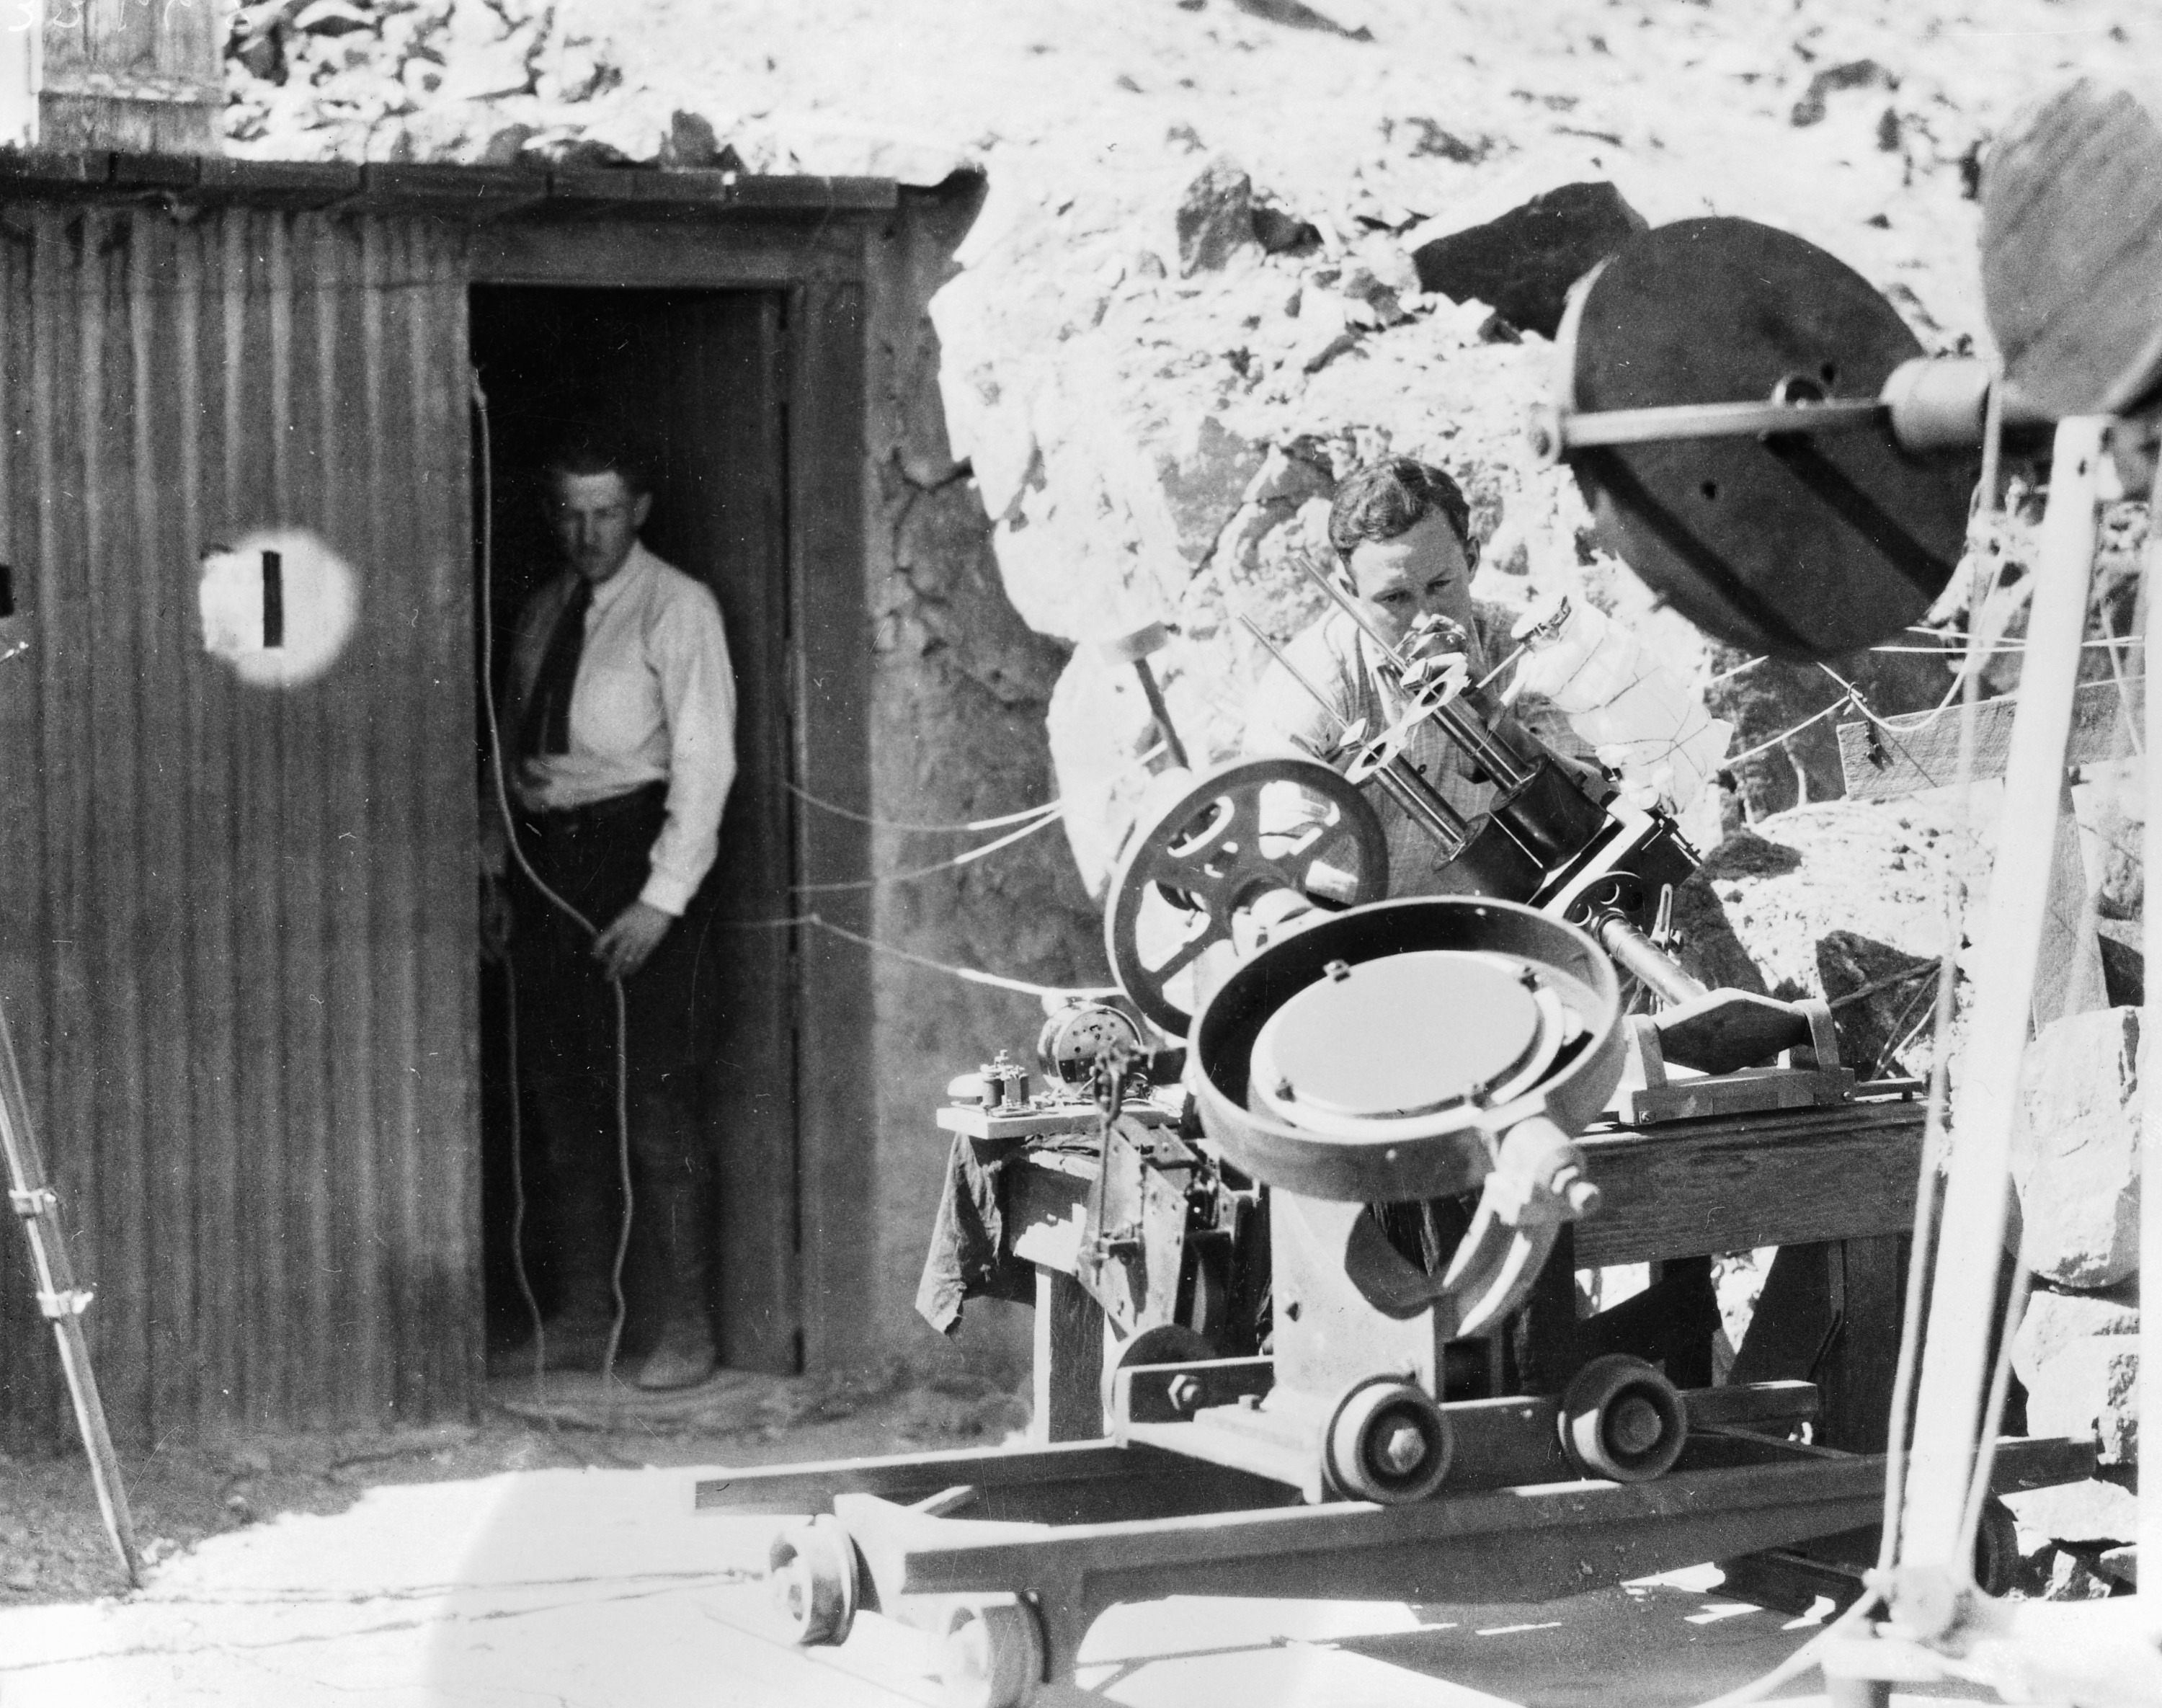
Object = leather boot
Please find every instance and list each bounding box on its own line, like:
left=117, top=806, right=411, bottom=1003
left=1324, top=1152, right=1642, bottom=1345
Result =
left=634, top=1163, right=718, bottom=1392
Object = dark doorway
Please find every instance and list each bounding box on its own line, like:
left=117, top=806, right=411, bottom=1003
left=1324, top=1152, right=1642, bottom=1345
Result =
left=470, top=285, right=800, bottom=1375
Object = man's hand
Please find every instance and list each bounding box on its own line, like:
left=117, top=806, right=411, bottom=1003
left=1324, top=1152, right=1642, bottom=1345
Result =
left=479, top=874, right=515, bottom=963
left=594, top=899, right=674, bottom=982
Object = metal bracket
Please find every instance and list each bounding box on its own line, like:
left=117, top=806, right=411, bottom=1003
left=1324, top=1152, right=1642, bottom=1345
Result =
left=9, top=1185, right=57, bottom=1217
left=36, top=1287, right=93, bottom=1320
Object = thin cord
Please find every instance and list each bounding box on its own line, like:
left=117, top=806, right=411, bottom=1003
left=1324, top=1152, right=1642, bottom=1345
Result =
left=791, top=802, right=1067, bottom=893
left=1957, top=1258, right=2032, bottom=1563
left=473, top=370, right=636, bottom=1397
left=783, top=783, right=1061, bottom=834
left=502, top=977, right=548, bottom=1402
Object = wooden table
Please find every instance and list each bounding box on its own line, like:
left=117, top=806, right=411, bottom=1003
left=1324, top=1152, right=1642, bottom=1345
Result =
left=966, top=1092, right=1929, bottom=1452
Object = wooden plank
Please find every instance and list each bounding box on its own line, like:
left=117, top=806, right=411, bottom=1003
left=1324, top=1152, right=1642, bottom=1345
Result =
left=693, top=290, right=796, bottom=1376
left=2032, top=775, right=2108, bottom=1028
left=1033, top=1267, right=1105, bottom=1444
left=935, top=1100, right=1178, bottom=1142
left=1558, top=1101, right=1923, bottom=1266
left=792, top=275, right=876, bottom=1374
left=1838, top=676, right=2142, bottom=801
left=466, top=221, right=863, bottom=290
left=1980, top=82, right=2162, bottom=418
left=1821, top=1235, right=1906, bottom=1453
left=408, top=220, right=482, bottom=1417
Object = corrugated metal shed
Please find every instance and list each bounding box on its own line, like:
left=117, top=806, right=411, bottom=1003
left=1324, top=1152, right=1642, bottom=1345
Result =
left=0, top=203, right=481, bottom=1444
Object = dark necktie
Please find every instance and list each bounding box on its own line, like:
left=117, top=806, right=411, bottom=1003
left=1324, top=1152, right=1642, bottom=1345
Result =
left=520, top=577, right=594, bottom=759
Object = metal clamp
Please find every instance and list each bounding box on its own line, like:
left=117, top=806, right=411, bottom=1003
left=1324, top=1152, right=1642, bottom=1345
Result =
left=36, top=1287, right=93, bottom=1320
left=8, top=1186, right=56, bottom=1218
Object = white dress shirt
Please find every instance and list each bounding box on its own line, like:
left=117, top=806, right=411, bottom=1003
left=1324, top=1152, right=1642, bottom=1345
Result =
left=504, top=541, right=737, bottom=916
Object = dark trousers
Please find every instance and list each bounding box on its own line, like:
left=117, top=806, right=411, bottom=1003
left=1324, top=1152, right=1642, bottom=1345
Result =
left=510, top=783, right=717, bottom=1340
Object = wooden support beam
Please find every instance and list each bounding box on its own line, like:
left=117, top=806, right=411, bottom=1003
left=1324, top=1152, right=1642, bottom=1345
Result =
left=1836, top=676, right=2142, bottom=802
left=1033, top=1267, right=1106, bottom=1444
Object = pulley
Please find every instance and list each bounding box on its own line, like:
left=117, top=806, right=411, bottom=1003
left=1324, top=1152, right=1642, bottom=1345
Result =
left=1536, top=216, right=1997, bottom=660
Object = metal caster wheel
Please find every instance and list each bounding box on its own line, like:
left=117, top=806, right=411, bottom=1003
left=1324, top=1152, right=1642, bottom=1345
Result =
left=1558, top=1354, right=1687, bottom=1483
left=768, top=1513, right=860, bottom=1647
left=1324, top=1377, right=1454, bottom=1503
left=940, top=1596, right=1046, bottom=1708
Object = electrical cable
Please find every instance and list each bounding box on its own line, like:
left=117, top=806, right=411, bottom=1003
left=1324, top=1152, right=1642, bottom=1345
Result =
left=473, top=370, right=637, bottom=1402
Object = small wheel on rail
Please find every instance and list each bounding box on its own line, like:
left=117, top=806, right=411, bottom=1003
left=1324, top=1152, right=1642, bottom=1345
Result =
left=1558, top=1354, right=1687, bottom=1483
left=768, top=1513, right=860, bottom=1647
left=940, top=1595, right=1046, bottom=1708
left=1324, top=1376, right=1454, bottom=1504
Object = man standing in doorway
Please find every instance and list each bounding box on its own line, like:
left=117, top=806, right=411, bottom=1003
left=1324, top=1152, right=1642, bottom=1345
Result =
left=482, top=434, right=737, bottom=1392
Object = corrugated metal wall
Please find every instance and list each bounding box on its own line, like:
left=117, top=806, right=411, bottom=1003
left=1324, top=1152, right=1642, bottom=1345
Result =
left=0, top=205, right=480, bottom=1447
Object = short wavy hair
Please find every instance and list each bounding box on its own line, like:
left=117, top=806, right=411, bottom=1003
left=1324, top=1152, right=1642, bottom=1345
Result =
left=544, top=429, right=655, bottom=500
left=1326, top=458, right=1472, bottom=562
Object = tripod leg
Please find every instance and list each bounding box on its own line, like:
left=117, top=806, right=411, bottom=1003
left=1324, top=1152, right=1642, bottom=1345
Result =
left=0, top=1008, right=142, bottom=1586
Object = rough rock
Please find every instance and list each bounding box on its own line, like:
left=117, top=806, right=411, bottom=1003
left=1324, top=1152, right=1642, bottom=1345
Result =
left=2004, top=1478, right=2139, bottom=1549
left=2042, top=1545, right=2122, bottom=1600
left=2014, top=1281, right=2142, bottom=1467
left=1816, top=930, right=1939, bottom=1078
left=2009, top=1006, right=2143, bottom=1289
left=1409, top=181, right=1646, bottom=340
left=2099, top=1544, right=2137, bottom=1589
left=1178, top=156, right=1260, bottom=276
left=2096, top=922, right=2145, bottom=1010
left=1790, top=60, right=1900, bottom=129
left=2021, top=1335, right=2138, bottom=1465
left=2013, top=1280, right=2141, bottom=1386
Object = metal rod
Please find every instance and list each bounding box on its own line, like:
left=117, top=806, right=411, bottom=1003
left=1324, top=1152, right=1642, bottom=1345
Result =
left=1591, top=912, right=1708, bottom=1006
left=1130, top=658, right=1191, bottom=771
left=1239, top=614, right=1471, bottom=850
left=0, top=1002, right=141, bottom=1587
left=1560, top=398, right=1888, bottom=450
left=1289, top=557, right=1533, bottom=789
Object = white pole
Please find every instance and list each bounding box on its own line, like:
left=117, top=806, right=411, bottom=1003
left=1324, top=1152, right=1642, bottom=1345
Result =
left=1900, top=417, right=2110, bottom=1579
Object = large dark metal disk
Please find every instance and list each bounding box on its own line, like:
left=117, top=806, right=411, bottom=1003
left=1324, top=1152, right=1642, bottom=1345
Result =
left=1560, top=217, right=1975, bottom=659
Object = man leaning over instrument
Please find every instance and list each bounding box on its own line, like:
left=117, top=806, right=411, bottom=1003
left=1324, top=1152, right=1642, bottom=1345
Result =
left=1245, top=456, right=1596, bottom=895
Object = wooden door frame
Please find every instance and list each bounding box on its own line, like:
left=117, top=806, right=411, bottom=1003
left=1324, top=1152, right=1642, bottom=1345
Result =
left=466, top=215, right=876, bottom=1373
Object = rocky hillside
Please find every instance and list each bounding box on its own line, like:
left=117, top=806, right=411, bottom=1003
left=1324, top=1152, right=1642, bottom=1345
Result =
left=223, top=4, right=2154, bottom=1561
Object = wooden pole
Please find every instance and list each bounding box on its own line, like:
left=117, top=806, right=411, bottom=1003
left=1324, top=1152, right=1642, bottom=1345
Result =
left=0, top=997, right=141, bottom=1586
left=1897, top=417, right=2108, bottom=1588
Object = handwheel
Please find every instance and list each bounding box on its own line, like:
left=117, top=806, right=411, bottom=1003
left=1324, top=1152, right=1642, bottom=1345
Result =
left=1106, top=757, right=1388, bottom=1036
left=1558, top=1355, right=1688, bottom=1483
left=940, top=1596, right=1046, bottom=1708
left=768, top=1513, right=860, bottom=1646
left=1324, top=1376, right=1454, bottom=1504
